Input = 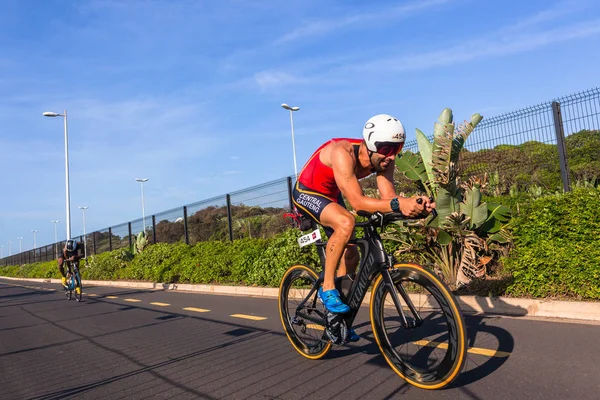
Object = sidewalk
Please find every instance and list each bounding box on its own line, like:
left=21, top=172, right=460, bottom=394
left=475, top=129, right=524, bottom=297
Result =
left=3, top=276, right=600, bottom=322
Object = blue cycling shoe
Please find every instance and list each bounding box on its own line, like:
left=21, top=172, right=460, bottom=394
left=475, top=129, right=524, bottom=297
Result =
left=318, top=287, right=350, bottom=314
left=348, top=328, right=360, bottom=342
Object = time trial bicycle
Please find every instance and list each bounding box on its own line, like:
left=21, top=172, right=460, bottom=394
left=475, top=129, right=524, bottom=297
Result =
left=63, top=259, right=83, bottom=302
left=279, top=210, right=467, bottom=390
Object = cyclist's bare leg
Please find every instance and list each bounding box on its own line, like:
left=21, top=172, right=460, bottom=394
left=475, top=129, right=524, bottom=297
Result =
left=319, top=203, right=355, bottom=291
left=58, top=257, right=67, bottom=277
left=337, top=245, right=359, bottom=277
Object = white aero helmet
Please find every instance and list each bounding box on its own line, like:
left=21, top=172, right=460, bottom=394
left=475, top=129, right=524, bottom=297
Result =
left=362, top=114, right=406, bottom=154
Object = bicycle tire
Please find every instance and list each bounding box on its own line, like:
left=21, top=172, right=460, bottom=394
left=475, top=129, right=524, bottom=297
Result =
left=279, top=265, right=331, bottom=360
left=74, top=271, right=83, bottom=302
left=66, top=279, right=72, bottom=300
left=370, top=263, right=467, bottom=390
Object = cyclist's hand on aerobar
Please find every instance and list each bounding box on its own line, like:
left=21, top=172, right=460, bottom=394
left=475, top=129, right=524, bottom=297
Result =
left=399, top=196, right=436, bottom=217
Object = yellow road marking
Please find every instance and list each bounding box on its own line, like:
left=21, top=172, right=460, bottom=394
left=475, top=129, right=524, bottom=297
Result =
left=183, top=307, right=210, bottom=313
left=305, top=324, right=325, bottom=331
left=86, top=293, right=98, bottom=297
left=230, top=314, right=267, bottom=321
left=105, top=296, right=118, bottom=299
left=124, top=298, right=142, bottom=302
left=467, top=347, right=511, bottom=358
left=413, top=339, right=510, bottom=358
left=150, top=302, right=170, bottom=307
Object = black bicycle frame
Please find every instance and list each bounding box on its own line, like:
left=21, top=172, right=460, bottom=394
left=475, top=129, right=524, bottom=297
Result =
left=65, top=260, right=81, bottom=287
left=297, top=219, right=415, bottom=329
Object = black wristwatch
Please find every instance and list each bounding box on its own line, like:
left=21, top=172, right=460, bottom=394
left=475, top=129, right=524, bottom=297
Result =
left=390, top=197, right=400, bottom=213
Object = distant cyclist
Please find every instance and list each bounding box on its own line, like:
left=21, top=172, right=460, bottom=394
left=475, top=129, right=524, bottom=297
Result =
left=58, top=239, right=84, bottom=289
left=292, top=114, right=435, bottom=320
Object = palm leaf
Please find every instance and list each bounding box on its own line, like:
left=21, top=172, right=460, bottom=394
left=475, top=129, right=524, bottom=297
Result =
left=450, top=120, right=474, bottom=163
left=480, top=203, right=511, bottom=233
left=486, top=203, right=511, bottom=222
left=431, top=129, right=454, bottom=185
left=460, top=185, right=487, bottom=229
left=416, top=129, right=435, bottom=186
left=437, top=229, right=453, bottom=245
left=458, top=232, right=484, bottom=279
left=431, top=187, right=460, bottom=229
left=487, top=228, right=512, bottom=244
left=395, top=151, right=428, bottom=183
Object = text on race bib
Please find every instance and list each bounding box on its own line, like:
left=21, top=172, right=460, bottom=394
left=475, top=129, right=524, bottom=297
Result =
left=297, top=229, right=322, bottom=248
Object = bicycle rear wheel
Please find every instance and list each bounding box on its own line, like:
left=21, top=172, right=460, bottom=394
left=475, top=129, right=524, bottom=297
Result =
left=279, top=265, right=331, bottom=360
left=370, top=263, right=467, bottom=390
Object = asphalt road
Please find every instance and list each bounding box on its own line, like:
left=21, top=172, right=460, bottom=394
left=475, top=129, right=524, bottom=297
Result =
left=1, top=278, right=599, bottom=400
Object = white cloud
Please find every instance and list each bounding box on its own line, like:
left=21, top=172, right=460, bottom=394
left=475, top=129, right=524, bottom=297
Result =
left=254, top=71, right=307, bottom=90
left=348, top=19, right=600, bottom=73
left=274, top=0, right=451, bottom=44
left=500, top=0, right=586, bottom=35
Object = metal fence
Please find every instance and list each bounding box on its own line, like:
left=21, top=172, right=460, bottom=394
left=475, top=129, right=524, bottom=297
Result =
left=402, top=87, right=600, bottom=192
left=2, top=87, right=599, bottom=266
left=1, top=176, right=297, bottom=266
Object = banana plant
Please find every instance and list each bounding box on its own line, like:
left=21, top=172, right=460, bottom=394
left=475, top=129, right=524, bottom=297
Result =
left=393, top=108, right=511, bottom=287
left=134, top=231, right=149, bottom=254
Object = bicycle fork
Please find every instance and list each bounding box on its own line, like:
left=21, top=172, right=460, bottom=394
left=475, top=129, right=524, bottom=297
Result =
left=381, top=269, right=423, bottom=329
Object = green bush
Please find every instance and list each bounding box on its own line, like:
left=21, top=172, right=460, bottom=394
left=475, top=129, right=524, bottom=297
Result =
left=0, top=229, right=322, bottom=287
left=246, top=228, right=321, bottom=286
left=83, top=249, right=134, bottom=280
left=4, top=261, right=59, bottom=279
left=503, top=187, right=600, bottom=299
left=128, top=242, right=190, bottom=282
left=4, top=190, right=599, bottom=301
left=178, top=240, right=247, bottom=284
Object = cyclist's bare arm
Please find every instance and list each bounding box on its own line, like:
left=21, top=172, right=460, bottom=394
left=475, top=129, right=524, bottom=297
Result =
left=330, top=142, right=434, bottom=216
left=330, top=142, right=397, bottom=213
left=376, top=166, right=396, bottom=199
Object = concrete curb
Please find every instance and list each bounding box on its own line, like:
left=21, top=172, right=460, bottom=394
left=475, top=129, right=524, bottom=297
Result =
left=2, top=276, right=599, bottom=321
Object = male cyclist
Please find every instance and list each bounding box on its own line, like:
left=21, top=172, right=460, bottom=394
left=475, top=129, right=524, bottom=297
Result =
left=58, top=239, right=84, bottom=291
left=292, top=114, right=435, bottom=322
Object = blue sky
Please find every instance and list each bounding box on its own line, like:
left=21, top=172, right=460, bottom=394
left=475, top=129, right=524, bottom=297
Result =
left=1, top=0, right=599, bottom=252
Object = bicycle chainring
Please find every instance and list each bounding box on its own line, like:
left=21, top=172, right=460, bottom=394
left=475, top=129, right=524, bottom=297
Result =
left=325, top=312, right=348, bottom=345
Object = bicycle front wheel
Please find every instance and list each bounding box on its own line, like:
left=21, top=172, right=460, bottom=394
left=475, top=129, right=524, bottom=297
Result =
left=278, top=265, right=331, bottom=360
left=74, top=271, right=83, bottom=302
left=370, top=263, right=467, bottom=390
left=66, top=278, right=73, bottom=300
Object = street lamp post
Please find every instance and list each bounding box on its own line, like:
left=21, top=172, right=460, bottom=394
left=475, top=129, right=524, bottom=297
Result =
left=17, top=237, right=23, bottom=253
left=7, top=241, right=11, bottom=256
left=31, top=230, right=38, bottom=249
left=51, top=220, right=60, bottom=257
left=79, top=206, right=89, bottom=259
left=135, top=178, right=149, bottom=233
left=281, top=103, right=300, bottom=179
left=1, top=245, right=3, bottom=258
left=43, top=110, right=72, bottom=240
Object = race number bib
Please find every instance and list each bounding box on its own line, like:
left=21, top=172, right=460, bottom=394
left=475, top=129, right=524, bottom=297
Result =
left=297, top=229, right=321, bottom=248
